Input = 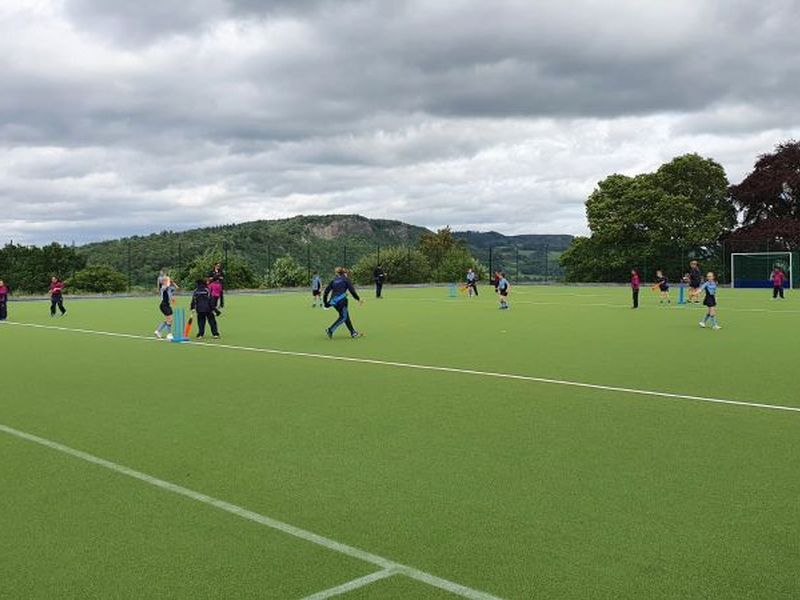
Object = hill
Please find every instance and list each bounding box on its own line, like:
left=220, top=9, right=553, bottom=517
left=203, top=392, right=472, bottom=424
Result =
left=454, top=231, right=572, bottom=280
left=78, top=215, right=430, bottom=288
left=78, top=215, right=572, bottom=287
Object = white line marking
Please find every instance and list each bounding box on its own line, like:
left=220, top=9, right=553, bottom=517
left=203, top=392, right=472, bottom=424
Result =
left=0, top=422, right=504, bottom=600
left=412, top=297, right=800, bottom=313
left=3, top=320, right=800, bottom=414
left=299, top=569, right=398, bottom=600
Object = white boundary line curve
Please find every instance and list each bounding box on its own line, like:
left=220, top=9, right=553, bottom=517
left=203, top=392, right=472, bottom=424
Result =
left=2, top=320, right=799, bottom=415
left=0, top=422, right=504, bottom=600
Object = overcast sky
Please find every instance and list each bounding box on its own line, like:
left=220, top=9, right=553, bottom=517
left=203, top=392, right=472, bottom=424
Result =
left=2, top=0, right=799, bottom=245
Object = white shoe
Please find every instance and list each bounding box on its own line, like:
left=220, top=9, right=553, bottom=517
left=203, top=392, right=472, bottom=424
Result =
left=713, top=325, right=721, bottom=330
left=698, top=322, right=705, bottom=328
left=154, top=330, right=162, bottom=339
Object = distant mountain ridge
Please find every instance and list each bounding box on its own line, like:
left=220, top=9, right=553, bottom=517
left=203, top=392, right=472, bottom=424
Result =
left=78, top=214, right=572, bottom=285
left=454, top=230, right=573, bottom=251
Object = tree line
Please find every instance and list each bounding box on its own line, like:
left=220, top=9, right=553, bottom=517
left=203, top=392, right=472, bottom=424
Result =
left=0, top=228, right=484, bottom=293
left=560, top=140, right=800, bottom=282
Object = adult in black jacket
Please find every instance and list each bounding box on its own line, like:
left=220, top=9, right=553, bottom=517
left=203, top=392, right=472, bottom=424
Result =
left=323, top=268, right=363, bottom=338
left=373, top=265, right=386, bottom=299
left=190, top=279, right=219, bottom=338
left=208, top=262, right=225, bottom=308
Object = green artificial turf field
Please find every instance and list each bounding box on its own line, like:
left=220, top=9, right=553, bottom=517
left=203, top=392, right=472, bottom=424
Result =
left=1, top=285, right=799, bottom=599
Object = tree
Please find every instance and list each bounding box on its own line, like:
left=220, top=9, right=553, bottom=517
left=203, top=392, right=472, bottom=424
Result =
left=350, top=246, right=431, bottom=285
left=0, top=242, right=86, bottom=293
left=418, top=227, right=463, bottom=266
left=68, top=265, right=128, bottom=293
left=417, top=227, right=479, bottom=282
left=266, top=256, right=307, bottom=288
left=727, top=140, right=800, bottom=249
left=562, top=154, right=734, bottom=282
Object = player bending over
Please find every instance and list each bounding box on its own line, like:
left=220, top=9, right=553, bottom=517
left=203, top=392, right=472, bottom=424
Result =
left=654, top=270, right=670, bottom=304
left=323, top=267, right=364, bottom=339
left=698, top=272, right=721, bottom=330
left=154, top=275, right=178, bottom=339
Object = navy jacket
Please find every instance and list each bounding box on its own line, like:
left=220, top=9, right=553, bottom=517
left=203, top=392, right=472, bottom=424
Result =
left=190, top=285, right=214, bottom=313
left=323, top=276, right=360, bottom=307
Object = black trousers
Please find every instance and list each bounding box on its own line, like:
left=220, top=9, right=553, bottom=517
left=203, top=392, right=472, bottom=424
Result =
left=219, top=290, right=224, bottom=308
left=375, top=281, right=383, bottom=298
left=197, top=311, right=219, bottom=336
left=211, top=296, right=222, bottom=315
left=468, top=282, right=478, bottom=295
left=50, top=294, right=66, bottom=315
left=632, top=288, right=639, bottom=308
left=773, top=286, right=785, bottom=299
left=0, top=302, right=6, bottom=320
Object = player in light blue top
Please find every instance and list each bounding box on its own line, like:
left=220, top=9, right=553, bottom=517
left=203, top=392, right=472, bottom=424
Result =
left=466, top=268, right=478, bottom=297
left=497, top=273, right=510, bottom=310
left=698, top=272, right=721, bottom=330
left=311, top=273, right=322, bottom=307
left=154, top=275, right=178, bottom=338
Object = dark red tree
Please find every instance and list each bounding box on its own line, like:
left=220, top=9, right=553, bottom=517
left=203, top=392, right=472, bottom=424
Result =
left=726, top=140, right=800, bottom=249
left=729, top=140, right=800, bottom=224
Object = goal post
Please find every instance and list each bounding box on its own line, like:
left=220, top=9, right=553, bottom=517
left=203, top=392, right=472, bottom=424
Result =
left=730, top=252, right=793, bottom=289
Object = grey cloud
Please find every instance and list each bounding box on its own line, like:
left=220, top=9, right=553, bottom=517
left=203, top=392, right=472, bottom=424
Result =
left=2, top=0, right=800, bottom=244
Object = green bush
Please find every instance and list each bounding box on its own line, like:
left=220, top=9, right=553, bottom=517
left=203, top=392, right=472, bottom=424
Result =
left=432, top=247, right=482, bottom=283
left=182, top=250, right=260, bottom=289
left=267, top=256, right=307, bottom=288
left=350, top=247, right=431, bottom=285
left=67, top=265, right=128, bottom=293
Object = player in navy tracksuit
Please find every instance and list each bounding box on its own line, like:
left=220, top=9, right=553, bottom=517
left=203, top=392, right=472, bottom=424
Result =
left=323, top=268, right=363, bottom=338
left=190, top=279, right=219, bottom=338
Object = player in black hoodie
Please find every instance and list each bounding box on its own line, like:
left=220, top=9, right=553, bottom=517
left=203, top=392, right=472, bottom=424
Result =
left=190, top=279, right=219, bottom=338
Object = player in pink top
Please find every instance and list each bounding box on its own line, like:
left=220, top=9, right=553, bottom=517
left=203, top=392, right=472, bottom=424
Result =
left=208, top=277, right=223, bottom=316
left=771, top=267, right=786, bottom=299
left=631, top=269, right=640, bottom=309
left=0, top=279, right=8, bottom=320
left=49, top=276, right=66, bottom=317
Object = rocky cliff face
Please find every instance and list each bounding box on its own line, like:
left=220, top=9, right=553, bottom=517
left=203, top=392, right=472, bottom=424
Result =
left=306, top=217, right=375, bottom=240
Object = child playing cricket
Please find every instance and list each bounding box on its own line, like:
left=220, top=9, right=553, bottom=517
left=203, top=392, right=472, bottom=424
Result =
left=311, top=272, right=322, bottom=307
left=771, top=267, right=786, bottom=299
left=466, top=268, right=478, bottom=297
left=0, top=279, right=8, bottom=321
left=49, top=276, right=66, bottom=317
left=631, top=269, right=640, bottom=309
left=698, top=272, right=721, bottom=330
left=154, top=275, right=177, bottom=339
left=688, top=260, right=702, bottom=303
left=190, top=278, right=219, bottom=338
left=497, top=272, right=510, bottom=309
left=208, top=277, right=223, bottom=316
left=654, top=270, right=670, bottom=304
left=208, top=262, right=225, bottom=308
